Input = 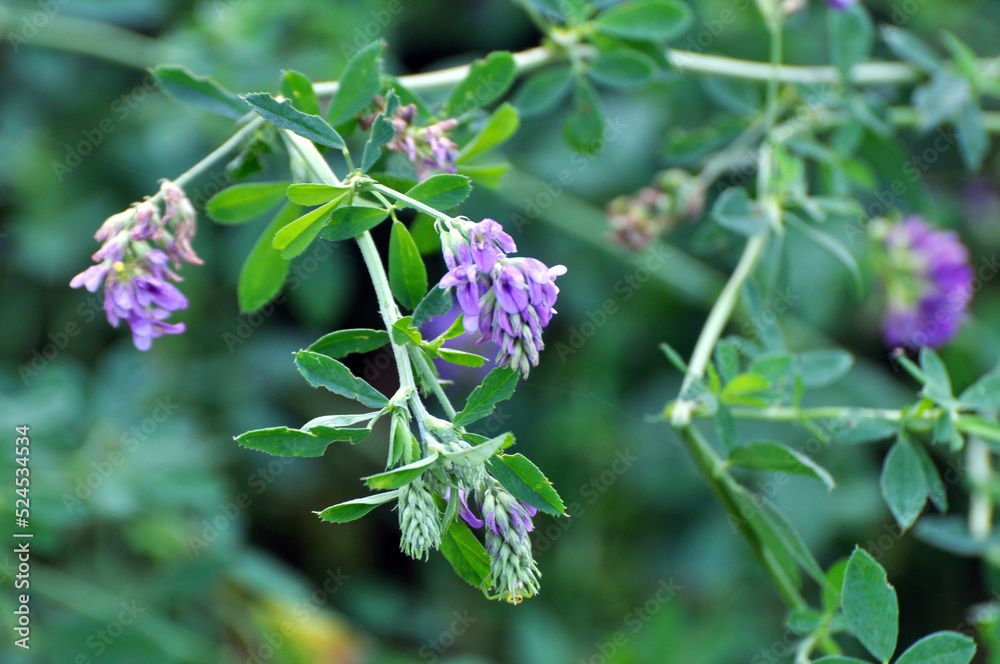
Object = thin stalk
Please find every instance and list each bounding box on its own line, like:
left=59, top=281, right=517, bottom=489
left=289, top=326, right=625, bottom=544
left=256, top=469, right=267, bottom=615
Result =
left=410, top=346, right=458, bottom=419
left=369, top=182, right=455, bottom=222
left=283, top=131, right=435, bottom=430
left=968, top=438, right=994, bottom=540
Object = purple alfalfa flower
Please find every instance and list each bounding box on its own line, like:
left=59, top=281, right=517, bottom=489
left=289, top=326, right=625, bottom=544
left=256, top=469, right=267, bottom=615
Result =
left=826, top=0, right=858, bottom=8
left=439, top=243, right=489, bottom=334
left=71, top=183, right=199, bottom=351
left=385, top=103, right=460, bottom=181
left=878, top=216, right=973, bottom=349
left=469, top=219, right=517, bottom=274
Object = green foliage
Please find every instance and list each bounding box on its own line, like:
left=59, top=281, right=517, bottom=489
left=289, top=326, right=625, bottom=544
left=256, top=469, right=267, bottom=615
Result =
left=488, top=453, right=566, bottom=515
left=237, top=202, right=298, bottom=312
left=152, top=65, right=249, bottom=118
left=307, top=329, right=390, bottom=358
left=591, top=0, right=692, bottom=42
left=364, top=452, right=438, bottom=490
left=293, top=350, right=389, bottom=408
left=388, top=220, right=428, bottom=310
left=880, top=437, right=930, bottom=531
left=326, top=40, right=384, bottom=126
left=842, top=547, right=899, bottom=662
left=404, top=173, right=472, bottom=209
left=244, top=93, right=346, bottom=148
left=316, top=491, right=400, bottom=523
left=728, top=442, right=835, bottom=490
left=453, top=367, right=520, bottom=427
left=445, top=51, right=516, bottom=116
left=206, top=181, right=291, bottom=223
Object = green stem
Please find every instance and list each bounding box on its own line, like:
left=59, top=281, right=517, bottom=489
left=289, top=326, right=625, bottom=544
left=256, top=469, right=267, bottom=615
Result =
left=968, top=437, right=994, bottom=540
left=726, top=405, right=912, bottom=422
left=676, top=426, right=808, bottom=610
left=409, top=346, right=458, bottom=419
left=368, top=182, right=455, bottom=222
left=283, top=131, right=434, bottom=429
left=672, top=231, right=769, bottom=425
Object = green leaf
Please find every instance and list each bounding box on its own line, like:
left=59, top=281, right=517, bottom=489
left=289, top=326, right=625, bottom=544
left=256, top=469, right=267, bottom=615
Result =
left=308, top=329, right=390, bottom=358
left=720, top=374, right=769, bottom=404
left=457, top=163, right=510, bottom=189
left=956, top=102, right=988, bottom=171
left=823, top=558, right=848, bottom=614
left=959, top=373, right=1000, bottom=410
left=842, top=547, right=899, bottom=662
left=785, top=214, right=862, bottom=294
left=933, top=409, right=963, bottom=451
left=587, top=49, right=657, bottom=88
left=152, top=65, right=249, bottom=119
left=361, top=113, right=396, bottom=172
left=488, top=453, right=566, bottom=515
left=412, top=286, right=453, bottom=327
left=438, top=348, right=486, bottom=367
left=389, top=221, right=428, bottom=310
left=293, top=350, right=389, bottom=408
left=445, top=51, right=516, bottom=116
left=714, top=403, right=737, bottom=450
left=712, top=188, right=768, bottom=236
left=914, top=515, right=1000, bottom=556
left=741, top=279, right=785, bottom=351
left=828, top=3, right=874, bottom=79
left=404, top=174, right=472, bottom=210
left=563, top=78, right=605, bottom=154
left=728, top=442, right=835, bottom=490
left=919, top=347, right=953, bottom=402
left=237, top=203, right=297, bottom=313
left=593, top=0, right=692, bottom=41
left=882, top=26, right=944, bottom=73
left=440, top=520, right=490, bottom=588
left=319, top=205, right=389, bottom=242
left=912, top=441, right=948, bottom=511
left=286, top=184, right=350, bottom=206
left=442, top=433, right=511, bottom=466
left=832, top=418, right=899, bottom=445
left=457, top=103, right=520, bottom=163
left=749, top=352, right=793, bottom=384
left=913, top=71, right=971, bottom=130
left=797, top=350, right=853, bottom=389
left=235, top=426, right=352, bottom=457
left=812, top=658, right=872, bottom=664
left=316, top=491, right=399, bottom=523
left=280, top=70, right=320, bottom=115
left=454, top=367, right=519, bottom=428
left=512, top=66, right=574, bottom=118
left=327, top=40, right=384, bottom=126
left=243, top=93, right=346, bottom=149
left=881, top=437, right=930, bottom=530
left=272, top=196, right=346, bottom=259
left=755, top=495, right=830, bottom=587
left=206, top=182, right=291, bottom=224
left=659, top=342, right=689, bottom=373
left=390, top=317, right=423, bottom=346
left=363, top=452, right=438, bottom=490
left=895, top=632, right=976, bottom=664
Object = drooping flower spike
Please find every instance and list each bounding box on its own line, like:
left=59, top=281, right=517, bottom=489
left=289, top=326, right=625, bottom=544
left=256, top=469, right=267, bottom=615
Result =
left=70, top=181, right=202, bottom=350
left=874, top=216, right=974, bottom=349
left=437, top=217, right=565, bottom=377
left=384, top=102, right=460, bottom=181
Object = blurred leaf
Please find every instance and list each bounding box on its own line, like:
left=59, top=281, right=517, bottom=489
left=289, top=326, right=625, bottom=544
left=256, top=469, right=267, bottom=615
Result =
left=237, top=203, right=298, bottom=312
left=797, top=350, right=853, bottom=388
left=389, top=220, right=428, bottom=310
left=712, top=188, right=767, bottom=237
left=756, top=495, right=831, bottom=587
left=458, top=163, right=511, bottom=189
left=913, top=72, right=970, bottom=130
left=842, top=547, right=899, bottom=662
left=659, top=341, right=689, bottom=373
left=458, top=103, right=520, bottom=163
left=319, top=205, right=389, bottom=242
left=316, top=491, right=399, bottom=523
left=587, top=49, right=657, bottom=87
left=955, top=102, right=988, bottom=171
left=327, top=40, right=384, bottom=126
left=959, top=373, right=1000, bottom=410
left=308, top=329, right=390, bottom=358
left=441, top=520, right=490, bottom=588
left=152, top=65, right=248, bottom=119
left=785, top=213, right=861, bottom=294
left=828, top=3, right=874, bottom=79
left=563, top=77, right=605, bottom=153
left=592, top=0, right=692, bottom=41
left=364, top=453, right=438, bottom=490
left=244, top=93, right=346, bottom=149
left=236, top=426, right=361, bottom=457
left=206, top=182, right=291, bottom=224
left=286, top=183, right=350, bottom=206
left=933, top=410, right=963, bottom=451
left=293, top=350, right=389, bottom=408
left=882, top=26, right=944, bottom=73
left=833, top=418, right=899, bottom=445
left=728, top=442, right=835, bottom=490
left=912, top=441, right=948, bottom=511
left=714, top=403, right=737, bottom=450
left=881, top=437, right=929, bottom=531
left=914, top=516, right=1000, bottom=556
left=919, top=347, right=953, bottom=403
left=280, top=70, right=320, bottom=115
left=700, top=77, right=761, bottom=115
left=361, top=113, right=396, bottom=172
left=720, top=374, right=769, bottom=404
left=513, top=66, right=574, bottom=118
left=489, top=453, right=566, bottom=515
left=438, top=348, right=487, bottom=367
left=454, top=367, right=519, bottom=427
left=749, top=352, right=793, bottom=383
left=445, top=51, right=516, bottom=116
left=404, top=174, right=472, bottom=209
left=895, top=632, right=976, bottom=664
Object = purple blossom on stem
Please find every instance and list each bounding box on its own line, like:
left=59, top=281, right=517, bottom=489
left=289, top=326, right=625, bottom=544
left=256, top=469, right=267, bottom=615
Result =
left=436, top=218, right=565, bottom=377
left=878, top=216, right=974, bottom=349
left=826, top=0, right=858, bottom=9
left=385, top=103, right=460, bottom=180
left=70, top=182, right=201, bottom=350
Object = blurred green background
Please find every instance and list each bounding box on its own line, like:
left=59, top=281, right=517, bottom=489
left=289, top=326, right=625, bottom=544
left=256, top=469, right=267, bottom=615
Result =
left=3, top=0, right=1000, bottom=662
